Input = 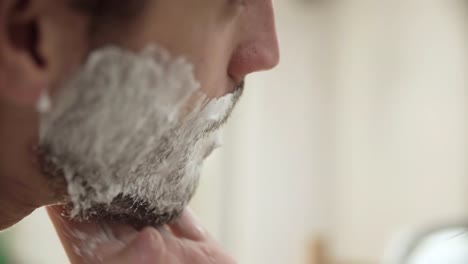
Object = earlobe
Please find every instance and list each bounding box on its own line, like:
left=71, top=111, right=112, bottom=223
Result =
left=0, top=0, right=49, bottom=106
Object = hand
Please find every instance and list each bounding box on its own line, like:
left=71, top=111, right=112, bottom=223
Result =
left=47, top=206, right=236, bottom=264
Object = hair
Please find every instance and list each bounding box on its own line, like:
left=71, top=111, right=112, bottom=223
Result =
left=68, top=0, right=146, bottom=33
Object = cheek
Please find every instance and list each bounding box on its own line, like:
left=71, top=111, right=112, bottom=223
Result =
left=192, top=62, right=227, bottom=99
left=189, top=40, right=234, bottom=99
left=112, top=7, right=237, bottom=99
left=0, top=61, right=47, bottom=106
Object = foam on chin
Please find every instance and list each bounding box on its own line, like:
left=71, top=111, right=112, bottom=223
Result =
left=37, top=45, right=239, bottom=227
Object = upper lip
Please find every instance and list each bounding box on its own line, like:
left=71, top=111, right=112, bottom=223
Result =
left=229, top=74, right=245, bottom=86
left=229, top=75, right=244, bottom=92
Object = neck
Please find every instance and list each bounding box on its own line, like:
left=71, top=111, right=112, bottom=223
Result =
left=0, top=100, right=57, bottom=230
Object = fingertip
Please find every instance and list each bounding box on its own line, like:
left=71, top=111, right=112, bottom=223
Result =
left=134, top=227, right=166, bottom=262
left=102, top=227, right=164, bottom=264
left=139, top=227, right=164, bottom=248
left=169, top=208, right=206, bottom=241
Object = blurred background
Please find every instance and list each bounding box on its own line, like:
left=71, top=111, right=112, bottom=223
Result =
left=1, top=0, right=468, bottom=263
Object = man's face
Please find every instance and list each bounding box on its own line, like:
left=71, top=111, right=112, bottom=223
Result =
left=0, top=0, right=279, bottom=228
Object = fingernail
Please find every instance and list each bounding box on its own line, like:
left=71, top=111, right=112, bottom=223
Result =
left=91, top=224, right=139, bottom=260
left=112, top=225, right=139, bottom=244
left=104, top=227, right=162, bottom=263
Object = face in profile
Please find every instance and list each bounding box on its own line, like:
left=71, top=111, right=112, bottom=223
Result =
left=0, top=0, right=279, bottom=228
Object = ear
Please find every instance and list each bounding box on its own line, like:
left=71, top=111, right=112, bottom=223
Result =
left=0, top=0, right=89, bottom=106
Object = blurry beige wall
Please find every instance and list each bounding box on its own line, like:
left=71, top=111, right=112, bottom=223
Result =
left=328, top=0, right=468, bottom=262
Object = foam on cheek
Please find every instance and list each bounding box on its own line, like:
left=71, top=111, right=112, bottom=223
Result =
left=37, top=44, right=236, bottom=222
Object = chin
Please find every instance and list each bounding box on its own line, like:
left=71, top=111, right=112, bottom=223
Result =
left=68, top=194, right=187, bottom=229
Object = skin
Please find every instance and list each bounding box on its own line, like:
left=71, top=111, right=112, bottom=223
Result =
left=48, top=206, right=237, bottom=264
left=0, top=0, right=279, bottom=262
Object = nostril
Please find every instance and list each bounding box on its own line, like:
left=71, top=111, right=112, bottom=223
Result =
left=228, top=42, right=280, bottom=80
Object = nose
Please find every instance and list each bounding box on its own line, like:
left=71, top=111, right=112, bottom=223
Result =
left=228, top=0, right=280, bottom=82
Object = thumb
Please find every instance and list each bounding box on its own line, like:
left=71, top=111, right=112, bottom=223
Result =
left=47, top=206, right=165, bottom=264
left=101, top=227, right=165, bottom=264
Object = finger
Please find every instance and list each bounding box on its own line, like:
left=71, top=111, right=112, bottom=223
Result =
left=168, top=208, right=207, bottom=242
left=101, top=227, right=166, bottom=264
left=172, top=234, right=237, bottom=264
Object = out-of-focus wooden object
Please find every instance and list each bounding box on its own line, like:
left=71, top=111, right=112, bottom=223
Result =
left=308, top=237, right=329, bottom=264
left=308, top=236, right=376, bottom=264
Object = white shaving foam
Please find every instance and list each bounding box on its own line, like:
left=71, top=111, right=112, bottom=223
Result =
left=38, top=45, right=240, bottom=221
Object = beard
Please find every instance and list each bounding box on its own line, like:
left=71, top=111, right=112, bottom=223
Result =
left=37, top=45, right=243, bottom=228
